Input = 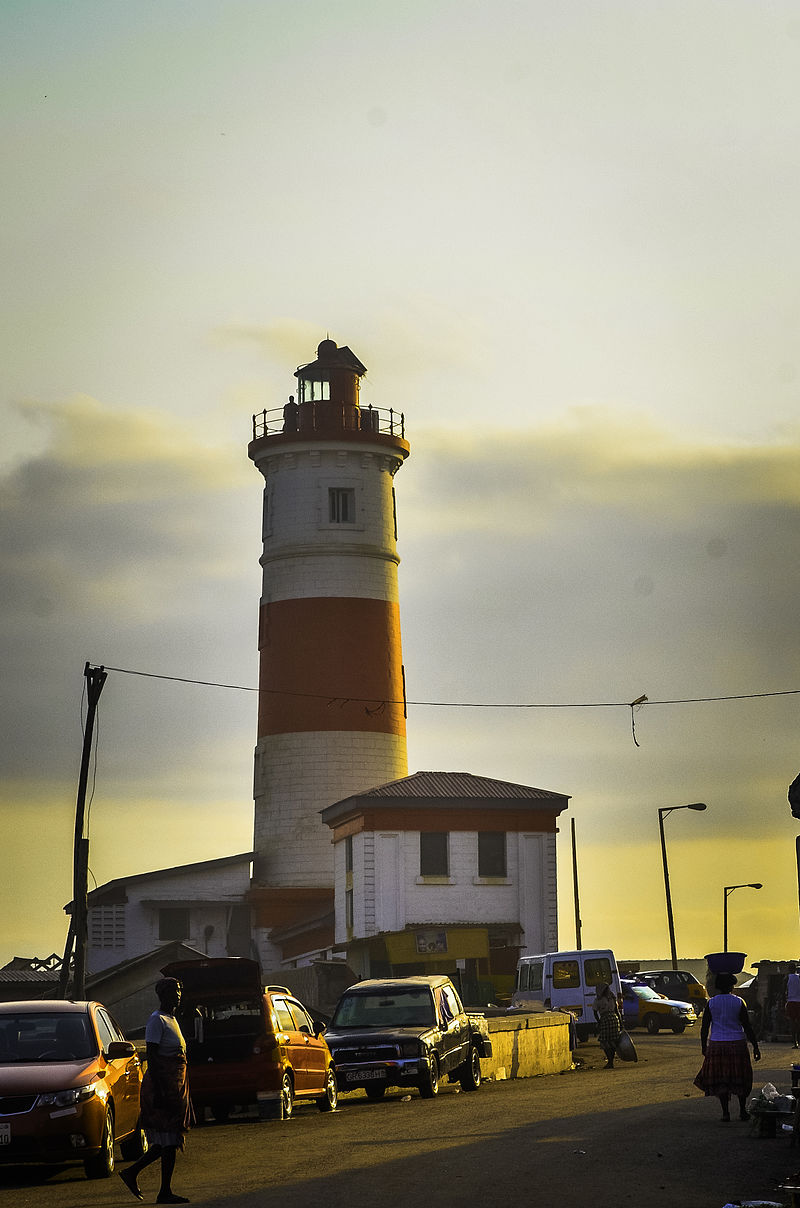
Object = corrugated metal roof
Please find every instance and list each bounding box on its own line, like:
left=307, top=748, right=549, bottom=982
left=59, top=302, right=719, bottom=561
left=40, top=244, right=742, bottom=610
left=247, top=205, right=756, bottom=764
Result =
left=0, top=969, right=59, bottom=983
left=65, top=851, right=255, bottom=912
left=362, top=771, right=568, bottom=801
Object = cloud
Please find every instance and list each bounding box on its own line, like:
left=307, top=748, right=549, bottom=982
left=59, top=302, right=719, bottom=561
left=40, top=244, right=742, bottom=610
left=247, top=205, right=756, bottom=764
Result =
left=399, top=413, right=800, bottom=884
left=0, top=395, right=260, bottom=787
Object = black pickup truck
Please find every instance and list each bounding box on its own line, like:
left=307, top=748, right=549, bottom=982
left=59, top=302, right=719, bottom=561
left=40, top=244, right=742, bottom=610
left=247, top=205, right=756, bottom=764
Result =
left=324, top=974, right=492, bottom=1099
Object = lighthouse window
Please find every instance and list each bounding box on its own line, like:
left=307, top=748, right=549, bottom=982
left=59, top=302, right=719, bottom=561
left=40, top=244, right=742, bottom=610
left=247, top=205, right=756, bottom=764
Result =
left=329, top=487, right=355, bottom=524
left=300, top=379, right=330, bottom=402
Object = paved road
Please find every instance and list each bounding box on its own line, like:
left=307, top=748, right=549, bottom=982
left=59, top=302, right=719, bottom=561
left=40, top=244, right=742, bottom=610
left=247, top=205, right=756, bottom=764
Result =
left=3, top=1034, right=799, bottom=1208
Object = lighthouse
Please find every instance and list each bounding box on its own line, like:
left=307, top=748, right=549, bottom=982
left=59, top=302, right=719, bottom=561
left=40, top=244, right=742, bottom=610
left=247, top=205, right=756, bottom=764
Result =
left=247, top=339, right=410, bottom=968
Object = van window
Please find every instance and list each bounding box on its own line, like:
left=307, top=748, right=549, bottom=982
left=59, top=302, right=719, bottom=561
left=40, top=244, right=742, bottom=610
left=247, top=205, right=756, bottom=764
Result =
left=517, top=960, right=544, bottom=993
left=552, top=960, right=580, bottom=989
left=583, top=957, right=613, bottom=987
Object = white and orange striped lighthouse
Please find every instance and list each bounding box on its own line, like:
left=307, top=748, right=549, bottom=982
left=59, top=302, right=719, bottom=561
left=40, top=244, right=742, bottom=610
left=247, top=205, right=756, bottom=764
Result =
left=247, top=339, right=410, bottom=968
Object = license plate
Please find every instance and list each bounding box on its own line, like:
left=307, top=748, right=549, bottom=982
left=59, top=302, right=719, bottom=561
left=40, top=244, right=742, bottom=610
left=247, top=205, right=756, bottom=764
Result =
left=346, top=1068, right=386, bottom=1082
left=0, top=1124, right=10, bottom=1145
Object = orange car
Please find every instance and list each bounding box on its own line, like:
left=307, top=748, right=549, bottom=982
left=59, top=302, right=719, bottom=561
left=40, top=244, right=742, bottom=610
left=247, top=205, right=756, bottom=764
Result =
left=0, top=999, right=146, bottom=1178
left=162, top=957, right=338, bottom=1121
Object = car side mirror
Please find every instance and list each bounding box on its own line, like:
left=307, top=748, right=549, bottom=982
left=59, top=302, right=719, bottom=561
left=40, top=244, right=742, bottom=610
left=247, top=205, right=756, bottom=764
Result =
left=106, top=1040, right=136, bottom=1059
left=313, top=1020, right=326, bottom=1037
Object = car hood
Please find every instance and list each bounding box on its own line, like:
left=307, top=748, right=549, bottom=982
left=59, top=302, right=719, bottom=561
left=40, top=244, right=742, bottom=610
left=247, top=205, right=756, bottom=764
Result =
left=325, top=1025, right=435, bottom=1046
left=661, top=997, right=696, bottom=1013
left=0, top=1057, right=101, bottom=1095
left=635, top=995, right=694, bottom=1014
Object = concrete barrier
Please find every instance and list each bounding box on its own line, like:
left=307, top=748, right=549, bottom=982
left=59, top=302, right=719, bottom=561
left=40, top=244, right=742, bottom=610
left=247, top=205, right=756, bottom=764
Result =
left=481, top=1011, right=572, bottom=1081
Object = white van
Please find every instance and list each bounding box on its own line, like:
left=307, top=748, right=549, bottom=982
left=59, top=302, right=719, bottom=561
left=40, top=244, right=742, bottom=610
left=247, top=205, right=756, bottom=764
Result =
left=511, top=949, right=622, bottom=1039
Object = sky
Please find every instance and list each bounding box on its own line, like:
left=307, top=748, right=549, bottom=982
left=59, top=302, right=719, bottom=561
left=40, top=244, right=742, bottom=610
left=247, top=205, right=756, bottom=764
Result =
left=2, top=0, right=799, bottom=973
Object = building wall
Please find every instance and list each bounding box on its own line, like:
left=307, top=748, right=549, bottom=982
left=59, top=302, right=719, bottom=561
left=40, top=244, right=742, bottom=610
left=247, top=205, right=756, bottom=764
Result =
left=333, top=828, right=557, bottom=952
left=518, top=832, right=558, bottom=954
left=86, top=863, right=252, bottom=975
left=252, top=731, right=407, bottom=887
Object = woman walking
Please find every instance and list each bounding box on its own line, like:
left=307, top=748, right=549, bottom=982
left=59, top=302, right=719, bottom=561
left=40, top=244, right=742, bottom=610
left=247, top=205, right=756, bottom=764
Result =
left=119, top=977, right=194, bottom=1203
left=694, top=971, right=761, bottom=1122
left=593, top=982, right=622, bottom=1070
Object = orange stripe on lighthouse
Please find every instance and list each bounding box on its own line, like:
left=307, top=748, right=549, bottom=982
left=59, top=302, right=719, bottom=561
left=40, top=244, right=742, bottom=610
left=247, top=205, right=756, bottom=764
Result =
left=257, top=596, right=406, bottom=738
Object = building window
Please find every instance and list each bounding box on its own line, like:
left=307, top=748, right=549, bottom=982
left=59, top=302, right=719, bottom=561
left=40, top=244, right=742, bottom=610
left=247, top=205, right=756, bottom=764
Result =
left=420, top=832, right=449, bottom=877
left=329, top=487, right=355, bottom=523
left=345, top=889, right=354, bottom=937
left=159, top=907, right=190, bottom=941
left=478, top=832, right=506, bottom=878
left=345, top=834, right=353, bottom=874
left=89, top=904, right=125, bottom=949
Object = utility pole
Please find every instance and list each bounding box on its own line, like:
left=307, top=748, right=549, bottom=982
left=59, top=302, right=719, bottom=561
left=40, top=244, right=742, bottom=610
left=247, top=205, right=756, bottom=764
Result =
left=60, top=663, right=107, bottom=999
left=571, top=817, right=582, bottom=950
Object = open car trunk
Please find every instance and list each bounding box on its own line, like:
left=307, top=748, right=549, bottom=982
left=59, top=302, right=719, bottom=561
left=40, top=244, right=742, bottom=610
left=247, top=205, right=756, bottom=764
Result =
left=161, top=957, right=267, bottom=1066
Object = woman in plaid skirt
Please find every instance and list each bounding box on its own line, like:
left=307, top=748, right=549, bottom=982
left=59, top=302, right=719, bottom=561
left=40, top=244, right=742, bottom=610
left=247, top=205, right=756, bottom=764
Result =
left=593, top=982, right=623, bottom=1070
left=694, top=972, right=761, bottom=1121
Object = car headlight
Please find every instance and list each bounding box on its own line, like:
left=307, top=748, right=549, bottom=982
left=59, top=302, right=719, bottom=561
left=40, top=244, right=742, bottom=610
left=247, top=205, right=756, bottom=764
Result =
left=401, top=1040, right=420, bottom=1057
left=37, top=1082, right=100, bottom=1108
left=670, top=1006, right=681, bottom=1015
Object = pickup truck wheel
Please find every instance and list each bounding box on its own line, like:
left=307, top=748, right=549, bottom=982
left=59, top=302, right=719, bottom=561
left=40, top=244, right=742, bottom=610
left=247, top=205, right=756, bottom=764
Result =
left=418, top=1054, right=439, bottom=1099
left=365, top=1083, right=386, bottom=1101
left=459, top=1045, right=482, bottom=1092
left=645, top=1014, right=660, bottom=1034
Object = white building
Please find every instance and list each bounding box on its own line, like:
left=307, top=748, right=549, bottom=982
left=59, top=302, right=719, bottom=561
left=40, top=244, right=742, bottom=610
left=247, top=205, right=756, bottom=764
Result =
left=80, top=853, right=254, bottom=975
left=321, top=771, right=569, bottom=1001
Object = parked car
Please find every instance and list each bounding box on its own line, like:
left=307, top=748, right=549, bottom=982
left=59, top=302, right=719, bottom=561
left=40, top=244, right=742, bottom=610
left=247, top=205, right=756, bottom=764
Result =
left=635, top=969, right=709, bottom=1013
left=324, top=974, right=492, bottom=1099
left=161, top=957, right=338, bottom=1121
left=620, top=980, right=697, bottom=1033
left=0, top=999, right=146, bottom=1178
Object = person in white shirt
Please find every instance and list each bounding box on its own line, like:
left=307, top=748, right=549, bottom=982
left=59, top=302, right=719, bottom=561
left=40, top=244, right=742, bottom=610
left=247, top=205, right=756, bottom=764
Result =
left=119, top=978, right=193, bottom=1204
left=693, top=972, right=761, bottom=1122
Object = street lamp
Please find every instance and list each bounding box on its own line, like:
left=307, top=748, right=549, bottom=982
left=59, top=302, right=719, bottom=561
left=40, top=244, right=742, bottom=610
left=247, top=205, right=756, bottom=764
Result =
left=723, top=883, right=763, bottom=952
left=658, top=803, right=707, bottom=970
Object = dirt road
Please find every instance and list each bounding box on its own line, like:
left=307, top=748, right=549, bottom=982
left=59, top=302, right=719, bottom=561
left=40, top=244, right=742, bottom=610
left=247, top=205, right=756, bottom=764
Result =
left=3, top=1033, right=798, bottom=1208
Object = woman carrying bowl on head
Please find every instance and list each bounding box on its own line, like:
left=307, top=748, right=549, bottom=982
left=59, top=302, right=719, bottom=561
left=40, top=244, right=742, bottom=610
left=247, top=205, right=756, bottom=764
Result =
left=694, top=971, right=761, bottom=1122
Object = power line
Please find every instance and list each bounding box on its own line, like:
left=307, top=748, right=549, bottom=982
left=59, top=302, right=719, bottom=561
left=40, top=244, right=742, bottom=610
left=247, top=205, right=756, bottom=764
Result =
left=95, top=664, right=800, bottom=709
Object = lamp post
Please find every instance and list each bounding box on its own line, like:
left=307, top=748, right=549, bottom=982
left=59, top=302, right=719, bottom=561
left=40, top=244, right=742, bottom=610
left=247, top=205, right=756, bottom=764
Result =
left=658, top=802, right=707, bottom=970
left=723, top=883, right=762, bottom=952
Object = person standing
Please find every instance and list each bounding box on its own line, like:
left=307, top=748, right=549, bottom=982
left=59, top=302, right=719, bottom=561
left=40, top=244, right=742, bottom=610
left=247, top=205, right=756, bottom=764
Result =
left=119, top=977, right=194, bottom=1204
left=593, top=982, right=622, bottom=1070
left=694, top=971, right=761, bottom=1122
left=785, top=962, right=800, bottom=1048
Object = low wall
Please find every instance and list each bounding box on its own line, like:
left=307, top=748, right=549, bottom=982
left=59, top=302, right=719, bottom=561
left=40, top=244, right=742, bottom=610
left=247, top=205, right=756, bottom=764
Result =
left=482, top=1011, right=571, bottom=1081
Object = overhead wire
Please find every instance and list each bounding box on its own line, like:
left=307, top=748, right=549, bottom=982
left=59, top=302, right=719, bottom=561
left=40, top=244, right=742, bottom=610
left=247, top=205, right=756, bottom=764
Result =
left=94, top=664, right=800, bottom=709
